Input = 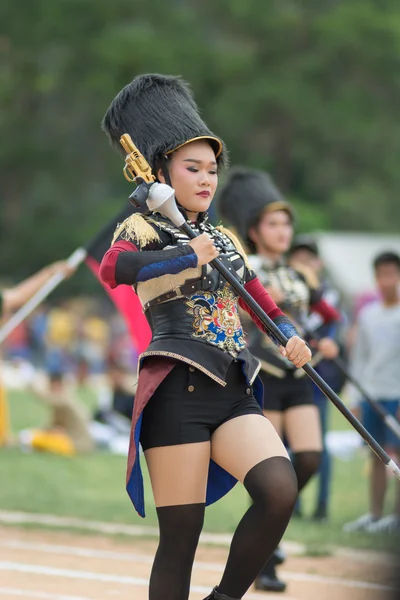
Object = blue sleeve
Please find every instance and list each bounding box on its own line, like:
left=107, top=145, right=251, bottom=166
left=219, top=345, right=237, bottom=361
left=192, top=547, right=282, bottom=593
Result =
left=137, top=248, right=198, bottom=282
left=271, top=315, right=299, bottom=346
left=115, top=244, right=198, bottom=285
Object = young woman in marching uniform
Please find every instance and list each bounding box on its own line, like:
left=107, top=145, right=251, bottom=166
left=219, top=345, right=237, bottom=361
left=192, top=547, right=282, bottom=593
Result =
left=218, top=167, right=340, bottom=593
left=99, top=74, right=311, bottom=600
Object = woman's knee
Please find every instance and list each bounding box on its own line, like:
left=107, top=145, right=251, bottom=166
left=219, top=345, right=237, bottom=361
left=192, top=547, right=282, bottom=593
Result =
left=243, top=456, right=298, bottom=516
left=157, top=503, right=205, bottom=547
left=292, top=450, right=322, bottom=491
left=293, top=450, right=322, bottom=476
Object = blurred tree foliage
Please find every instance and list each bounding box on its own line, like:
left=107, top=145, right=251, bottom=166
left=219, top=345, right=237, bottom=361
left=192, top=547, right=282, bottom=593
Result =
left=1, top=0, right=399, bottom=282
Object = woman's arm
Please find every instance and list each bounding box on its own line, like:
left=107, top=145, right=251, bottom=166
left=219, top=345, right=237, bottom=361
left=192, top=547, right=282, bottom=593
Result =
left=240, top=276, right=312, bottom=367
left=239, top=276, right=299, bottom=341
left=100, top=239, right=198, bottom=288
left=309, top=291, right=341, bottom=324
left=2, top=261, right=73, bottom=315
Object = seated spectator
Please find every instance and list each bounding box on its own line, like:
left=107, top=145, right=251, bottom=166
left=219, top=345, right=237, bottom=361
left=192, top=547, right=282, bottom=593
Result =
left=21, top=371, right=94, bottom=455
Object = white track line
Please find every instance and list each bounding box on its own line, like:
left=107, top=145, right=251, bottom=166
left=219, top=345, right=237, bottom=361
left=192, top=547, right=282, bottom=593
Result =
left=0, top=510, right=303, bottom=554
left=0, top=562, right=294, bottom=600
left=0, top=562, right=148, bottom=585
left=0, top=589, right=91, bottom=600
left=1, top=540, right=397, bottom=593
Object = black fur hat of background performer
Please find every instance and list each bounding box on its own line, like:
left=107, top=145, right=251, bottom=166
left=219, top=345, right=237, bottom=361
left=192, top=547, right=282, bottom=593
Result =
left=102, top=73, right=227, bottom=174
left=289, top=235, right=319, bottom=257
left=217, top=167, right=294, bottom=248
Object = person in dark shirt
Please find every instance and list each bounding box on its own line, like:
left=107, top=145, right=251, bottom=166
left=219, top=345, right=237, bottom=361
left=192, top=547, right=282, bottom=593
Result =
left=289, top=237, right=346, bottom=522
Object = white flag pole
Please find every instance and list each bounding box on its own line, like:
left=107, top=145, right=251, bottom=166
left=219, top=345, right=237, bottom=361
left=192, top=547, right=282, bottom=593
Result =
left=0, top=247, right=87, bottom=345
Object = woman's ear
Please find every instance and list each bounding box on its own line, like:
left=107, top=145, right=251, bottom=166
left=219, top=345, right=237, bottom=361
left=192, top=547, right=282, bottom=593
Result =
left=248, top=225, right=259, bottom=246
left=157, top=169, right=166, bottom=184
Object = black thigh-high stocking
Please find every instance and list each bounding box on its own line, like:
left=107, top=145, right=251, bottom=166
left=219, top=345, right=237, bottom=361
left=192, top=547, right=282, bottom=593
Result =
left=215, top=456, right=298, bottom=599
left=149, top=503, right=205, bottom=600
left=257, top=450, right=322, bottom=582
left=292, top=450, right=322, bottom=492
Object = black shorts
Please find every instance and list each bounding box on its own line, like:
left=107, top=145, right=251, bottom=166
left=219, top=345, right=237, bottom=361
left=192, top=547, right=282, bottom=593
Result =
left=140, top=361, right=263, bottom=451
left=260, top=370, right=314, bottom=412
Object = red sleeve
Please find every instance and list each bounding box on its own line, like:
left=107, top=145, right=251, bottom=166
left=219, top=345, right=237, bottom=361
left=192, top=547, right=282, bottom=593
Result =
left=310, top=298, right=341, bottom=324
left=239, top=276, right=285, bottom=331
left=99, top=240, right=137, bottom=289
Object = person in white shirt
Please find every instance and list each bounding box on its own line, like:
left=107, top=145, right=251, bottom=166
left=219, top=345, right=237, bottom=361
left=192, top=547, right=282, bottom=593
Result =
left=344, top=251, right=400, bottom=534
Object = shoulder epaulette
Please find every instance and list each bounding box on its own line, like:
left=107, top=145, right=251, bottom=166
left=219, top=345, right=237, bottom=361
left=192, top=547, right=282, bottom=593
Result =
left=112, top=213, right=161, bottom=246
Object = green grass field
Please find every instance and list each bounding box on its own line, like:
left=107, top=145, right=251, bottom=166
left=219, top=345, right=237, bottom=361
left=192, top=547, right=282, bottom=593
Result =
left=1, top=386, right=398, bottom=554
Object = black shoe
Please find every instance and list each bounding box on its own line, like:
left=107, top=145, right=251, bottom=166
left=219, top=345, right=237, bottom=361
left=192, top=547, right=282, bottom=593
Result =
left=312, top=505, right=328, bottom=522
left=202, top=588, right=241, bottom=600
left=273, top=546, right=286, bottom=566
left=255, top=562, right=286, bottom=593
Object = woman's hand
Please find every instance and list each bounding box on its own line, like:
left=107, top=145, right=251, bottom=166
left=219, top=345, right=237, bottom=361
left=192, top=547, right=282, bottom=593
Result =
left=188, top=233, right=219, bottom=266
left=317, top=337, right=339, bottom=360
left=279, top=335, right=312, bottom=368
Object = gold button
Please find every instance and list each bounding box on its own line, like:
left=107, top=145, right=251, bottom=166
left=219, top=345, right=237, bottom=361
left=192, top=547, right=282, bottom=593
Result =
left=188, top=385, right=195, bottom=392
left=189, top=366, right=195, bottom=372
left=246, top=388, right=251, bottom=395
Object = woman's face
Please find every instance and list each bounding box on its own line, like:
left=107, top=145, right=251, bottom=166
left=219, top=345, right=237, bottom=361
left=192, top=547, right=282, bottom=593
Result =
left=158, top=140, right=218, bottom=216
left=250, top=209, right=293, bottom=255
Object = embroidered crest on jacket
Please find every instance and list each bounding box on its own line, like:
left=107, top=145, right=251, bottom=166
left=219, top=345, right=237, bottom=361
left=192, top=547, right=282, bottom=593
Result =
left=185, top=284, right=246, bottom=354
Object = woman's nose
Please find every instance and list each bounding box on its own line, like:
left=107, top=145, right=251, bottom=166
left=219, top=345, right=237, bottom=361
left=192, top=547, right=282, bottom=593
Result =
left=199, top=171, right=210, bottom=186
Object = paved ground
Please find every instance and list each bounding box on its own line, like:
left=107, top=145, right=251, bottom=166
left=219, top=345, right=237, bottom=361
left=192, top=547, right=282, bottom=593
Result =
left=0, top=526, right=398, bottom=600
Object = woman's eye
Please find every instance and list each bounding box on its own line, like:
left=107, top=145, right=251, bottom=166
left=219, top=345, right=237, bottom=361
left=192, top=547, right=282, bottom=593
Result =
left=209, top=170, right=217, bottom=175
left=187, top=167, right=198, bottom=173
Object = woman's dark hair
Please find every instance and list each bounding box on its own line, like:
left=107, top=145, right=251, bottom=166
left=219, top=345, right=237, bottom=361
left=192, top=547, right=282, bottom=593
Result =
left=373, top=251, right=400, bottom=271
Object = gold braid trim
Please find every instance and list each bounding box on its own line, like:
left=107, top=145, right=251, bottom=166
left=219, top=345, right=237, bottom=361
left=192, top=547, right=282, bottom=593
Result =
left=216, top=225, right=252, bottom=270
left=112, top=214, right=161, bottom=247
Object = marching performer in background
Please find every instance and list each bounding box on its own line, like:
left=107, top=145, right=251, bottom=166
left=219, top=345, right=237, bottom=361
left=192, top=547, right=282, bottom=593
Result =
left=100, top=74, right=312, bottom=600
left=218, top=168, right=341, bottom=593
left=289, top=237, right=347, bottom=523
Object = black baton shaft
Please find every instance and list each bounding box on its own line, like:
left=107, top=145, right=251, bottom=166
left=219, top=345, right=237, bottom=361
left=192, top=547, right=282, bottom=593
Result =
left=180, top=221, right=399, bottom=474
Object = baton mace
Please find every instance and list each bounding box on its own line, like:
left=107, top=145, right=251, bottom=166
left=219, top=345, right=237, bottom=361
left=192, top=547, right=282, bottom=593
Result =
left=120, top=134, right=400, bottom=481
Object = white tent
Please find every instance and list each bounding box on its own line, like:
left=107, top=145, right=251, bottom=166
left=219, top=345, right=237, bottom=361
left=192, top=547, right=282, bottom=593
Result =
left=312, top=232, right=400, bottom=305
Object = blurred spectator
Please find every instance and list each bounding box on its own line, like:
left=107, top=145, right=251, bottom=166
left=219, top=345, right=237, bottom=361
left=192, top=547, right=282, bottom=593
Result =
left=0, top=260, right=74, bottom=448
left=20, top=371, right=94, bottom=455
left=74, top=313, right=110, bottom=375
left=88, top=315, right=138, bottom=452
left=28, top=306, right=49, bottom=366
left=44, top=303, right=76, bottom=377
left=108, top=315, right=139, bottom=371
left=3, top=321, right=30, bottom=361
left=289, top=236, right=347, bottom=521
left=343, top=251, right=400, bottom=534
left=93, top=362, right=135, bottom=434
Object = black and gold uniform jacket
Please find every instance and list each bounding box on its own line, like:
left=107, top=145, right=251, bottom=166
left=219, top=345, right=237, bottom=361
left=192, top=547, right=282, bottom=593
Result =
left=246, top=255, right=324, bottom=379
left=101, top=211, right=267, bottom=386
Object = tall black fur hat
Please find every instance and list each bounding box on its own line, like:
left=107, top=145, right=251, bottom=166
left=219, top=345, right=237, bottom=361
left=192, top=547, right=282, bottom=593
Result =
left=102, top=74, right=227, bottom=173
left=217, top=166, right=294, bottom=245
left=290, top=235, right=319, bottom=257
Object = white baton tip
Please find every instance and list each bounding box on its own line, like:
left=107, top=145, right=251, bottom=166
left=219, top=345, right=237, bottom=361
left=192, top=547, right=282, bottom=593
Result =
left=387, top=459, right=400, bottom=481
